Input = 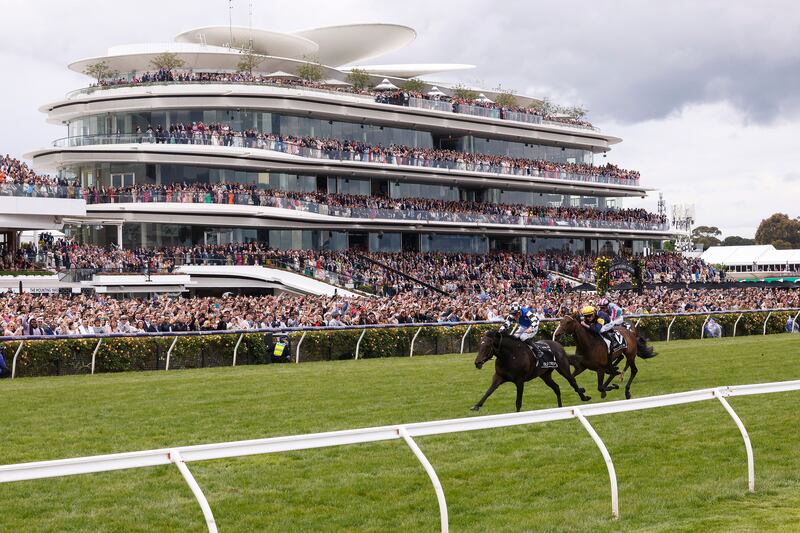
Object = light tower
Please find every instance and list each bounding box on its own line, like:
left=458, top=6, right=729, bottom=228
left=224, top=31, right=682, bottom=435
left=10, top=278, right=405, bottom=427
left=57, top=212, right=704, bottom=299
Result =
left=672, top=204, right=695, bottom=252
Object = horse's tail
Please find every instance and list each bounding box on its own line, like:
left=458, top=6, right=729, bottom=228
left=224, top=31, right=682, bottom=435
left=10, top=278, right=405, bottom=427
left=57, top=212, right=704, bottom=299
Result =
left=636, top=336, right=657, bottom=359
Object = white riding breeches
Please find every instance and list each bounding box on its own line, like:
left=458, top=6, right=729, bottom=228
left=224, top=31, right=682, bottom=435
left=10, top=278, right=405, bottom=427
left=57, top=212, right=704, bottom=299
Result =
left=515, top=329, right=536, bottom=342
left=600, top=317, right=623, bottom=333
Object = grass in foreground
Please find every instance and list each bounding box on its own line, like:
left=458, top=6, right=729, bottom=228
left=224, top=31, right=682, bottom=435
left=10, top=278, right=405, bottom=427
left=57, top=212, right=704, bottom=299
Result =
left=1, top=334, right=799, bottom=532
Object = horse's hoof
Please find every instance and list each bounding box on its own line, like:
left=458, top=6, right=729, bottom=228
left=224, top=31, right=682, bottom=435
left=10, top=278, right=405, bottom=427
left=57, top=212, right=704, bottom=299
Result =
left=625, top=391, right=632, bottom=400
left=600, top=391, right=607, bottom=399
left=608, top=384, right=619, bottom=391
left=470, top=405, right=480, bottom=411
left=582, top=396, right=592, bottom=402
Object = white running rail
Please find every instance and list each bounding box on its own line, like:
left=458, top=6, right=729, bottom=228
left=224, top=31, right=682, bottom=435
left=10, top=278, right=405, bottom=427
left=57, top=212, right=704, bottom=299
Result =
left=0, top=380, right=798, bottom=531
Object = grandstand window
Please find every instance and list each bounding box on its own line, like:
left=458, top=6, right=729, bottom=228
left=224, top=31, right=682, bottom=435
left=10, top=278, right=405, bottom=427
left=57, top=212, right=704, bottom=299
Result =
left=369, top=232, right=402, bottom=252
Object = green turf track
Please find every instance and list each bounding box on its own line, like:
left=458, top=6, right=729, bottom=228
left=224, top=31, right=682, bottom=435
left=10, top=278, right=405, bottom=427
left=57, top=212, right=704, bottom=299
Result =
left=1, top=334, right=799, bottom=532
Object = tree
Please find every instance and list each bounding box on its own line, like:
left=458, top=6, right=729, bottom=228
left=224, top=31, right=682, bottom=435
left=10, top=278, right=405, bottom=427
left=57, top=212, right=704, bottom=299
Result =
left=721, top=235, right=755, bottom=246
left=297, top=56, right=324, bottom=83
left=149, top=52, right=185, bottom=71
left=83, top=61, right=118, bottom=83
left=755, top=213, right=800, bottom=249
left=452, top=84, right=478, bottom=101
left=346, top=68, right=373, bottom=90
left=400, top=78, right=426, bottom=93
left=236, top=48, right=265, bottom=75
left=565, top=105, right=588, bottom=118
left=494, top=91, right=518, bottom=108
left=662, top=240, right=676, bottom=251
left=692, top=226, right=722, bottom=250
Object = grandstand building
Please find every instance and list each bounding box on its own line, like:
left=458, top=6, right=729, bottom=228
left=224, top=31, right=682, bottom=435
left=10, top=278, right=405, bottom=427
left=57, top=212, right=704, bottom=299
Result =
left=22, top=23, right=672, bottom=292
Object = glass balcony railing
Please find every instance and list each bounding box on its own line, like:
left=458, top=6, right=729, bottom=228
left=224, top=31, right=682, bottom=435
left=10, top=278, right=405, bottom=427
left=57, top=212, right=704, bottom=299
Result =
left=53, top=134, right=640, bottom=187
left=0, top=183, right=82, bottom=199
left=80, top=187, right=668, bottom=232
left=65, top=80, right=600, bottom=132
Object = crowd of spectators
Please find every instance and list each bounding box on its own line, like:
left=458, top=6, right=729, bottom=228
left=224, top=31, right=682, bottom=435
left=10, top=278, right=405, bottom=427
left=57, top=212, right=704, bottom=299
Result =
left=1, top=284, right=797, bottom=337
left=85, top=125, right=639, bottom=185
left=1, top=155, right=77, bottom=196
left=89, top=69, right=595, bottom=129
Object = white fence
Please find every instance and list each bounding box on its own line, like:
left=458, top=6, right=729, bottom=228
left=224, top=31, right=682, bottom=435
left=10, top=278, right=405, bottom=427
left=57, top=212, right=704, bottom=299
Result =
left=1, top=379, right=798, bottom=532
left=4, top=308, right=800, bottom=379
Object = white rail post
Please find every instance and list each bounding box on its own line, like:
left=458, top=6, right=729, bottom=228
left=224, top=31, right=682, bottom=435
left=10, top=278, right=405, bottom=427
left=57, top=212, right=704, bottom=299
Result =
left=700, top=316, right=710, bottom=339
left=232, top=333, right=244, bottom=367
left=733, top=313, right=744, bottom=337
left=459, top=325, right=473, bottom=354
left=794, top=310, right=800, bottom=331
left=398, top=427, right=448, bottom=533
left=634, top=319, right=641, bottom=328
left=354, top=329, right=367, bottom=360
left=762, top=312, right=772, bottom=335
left=90, top=338, right=103, bottom=375
left=169, top=450, right=218, bottom=533
left=165, top=337, right=179, bottom=371
left=10, top=341, right=24, bottom=379
left=574, top=408, right=619, bottom=520
left=295, top=331, right=307, bottom=364
left=714, top=389, right=755, bottom=492
left=409, top=327, right=423, bottom=357
left=666, top=316, right=677, bottom=342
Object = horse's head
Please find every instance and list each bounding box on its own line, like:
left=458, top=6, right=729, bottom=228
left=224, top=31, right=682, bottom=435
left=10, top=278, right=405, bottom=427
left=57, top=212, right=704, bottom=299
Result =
left=475, top=331, right=502, bottom=369
left=553, top=315, right=579, bottom=339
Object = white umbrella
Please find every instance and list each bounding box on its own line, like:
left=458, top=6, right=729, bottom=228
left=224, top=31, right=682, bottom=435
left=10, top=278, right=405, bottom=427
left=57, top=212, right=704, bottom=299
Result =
left=427, top=86, right=447, bottom=97
left=374, top=78, right=399, bottom=91
left=321, top=78, right=352, bottom=86
left=265, top=71, right=299, bottom=79
left=477, top=93, right=494, bottom=103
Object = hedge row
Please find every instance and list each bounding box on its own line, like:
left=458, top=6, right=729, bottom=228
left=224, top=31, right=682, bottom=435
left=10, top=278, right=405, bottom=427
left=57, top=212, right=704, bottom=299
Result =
left=2, top=313, right=797, bottom=378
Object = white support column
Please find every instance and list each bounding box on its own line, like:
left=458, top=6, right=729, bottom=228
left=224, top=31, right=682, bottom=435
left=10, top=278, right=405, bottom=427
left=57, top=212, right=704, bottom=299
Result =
left=714, top=389, right=755, bottom=492
left=165, top=337, right=179, bottom=371
left=232, top=333, right=244, bottom=367
left=90, top=338, right=103, bottom=375
left=666, top=316, right=677, bottom=342
left=10, top=341, right=24, bottom=379
left=762, top=312, right=772, bottom=335
left=169, top=450, right=218, bottom=533
left=733, top=313, right=744, bottom=337
left=575, top=408, right=619, bottom=520
left=398, top=427, right=448, bottom=533
left=409, top=327, right=423, bottom=357
left=459, top=325, right=472, bottom=354
left=354, top=329, right=367, bottom=360
left=700, top=316, right=710, bottom=339
left=116, top=224, right=123, bottom=249
left=295, top=331, right=307, bottom=364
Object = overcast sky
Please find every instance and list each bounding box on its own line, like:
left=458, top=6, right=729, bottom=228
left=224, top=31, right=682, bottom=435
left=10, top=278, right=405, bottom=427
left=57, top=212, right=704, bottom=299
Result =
left=3, top=0, right=799, bottom=237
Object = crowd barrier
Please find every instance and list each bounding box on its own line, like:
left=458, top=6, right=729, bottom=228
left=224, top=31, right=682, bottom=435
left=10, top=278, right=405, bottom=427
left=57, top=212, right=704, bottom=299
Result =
left=1, top=379, right=798, bottom=532
left=2, top=309, right=798, bottom=380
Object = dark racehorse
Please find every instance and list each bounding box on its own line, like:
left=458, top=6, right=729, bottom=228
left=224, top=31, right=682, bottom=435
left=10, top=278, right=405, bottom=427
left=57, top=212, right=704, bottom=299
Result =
left=554, top=315, right=657, bottom=399
left=471, top=331, right=591, bottom=412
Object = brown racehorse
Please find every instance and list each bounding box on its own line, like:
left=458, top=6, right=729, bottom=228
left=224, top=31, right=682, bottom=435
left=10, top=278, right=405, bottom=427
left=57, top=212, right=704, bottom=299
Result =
left=554, top=315, right=657, bottom=399
left=472, top=331, right=591, bottom=412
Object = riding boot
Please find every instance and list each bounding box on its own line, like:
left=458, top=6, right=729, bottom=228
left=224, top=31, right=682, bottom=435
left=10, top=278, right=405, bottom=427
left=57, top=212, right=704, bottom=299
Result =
left=523, top=338, right=541, bottom=361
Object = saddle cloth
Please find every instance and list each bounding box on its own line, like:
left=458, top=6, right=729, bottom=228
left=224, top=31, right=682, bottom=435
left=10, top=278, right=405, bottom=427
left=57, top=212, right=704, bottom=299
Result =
left=533, top=341, right=558, bottom=369
left=603, top=331, right=627, bottom=352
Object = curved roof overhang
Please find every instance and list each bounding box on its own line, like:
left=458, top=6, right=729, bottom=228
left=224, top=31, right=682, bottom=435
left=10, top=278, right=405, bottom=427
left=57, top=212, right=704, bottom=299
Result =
left=342, top=63, right=476, bottom=79
left=293, top=23, right=416, bottom=67
left=68, top=44, right=344, bottom=79
left=174, top=26, right=319, bottom=59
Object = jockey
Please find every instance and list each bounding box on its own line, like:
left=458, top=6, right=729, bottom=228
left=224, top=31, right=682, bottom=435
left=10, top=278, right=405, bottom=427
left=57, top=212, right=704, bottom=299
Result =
left=581, top=304, right=623, bottom=355
left=500, top=302, right=542, bottom=356
left=598, top=297, right=625, bottom=328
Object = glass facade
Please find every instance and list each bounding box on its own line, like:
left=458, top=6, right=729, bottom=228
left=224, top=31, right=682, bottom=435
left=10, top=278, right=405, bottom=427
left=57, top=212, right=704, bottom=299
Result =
left=389, top=181, right=460, bottom=202
left=486, top=189, right=610, bottom=209
left=67, top=109, right=434, bottom=149
left=464, top=136, right=593, bottom=165
left=420, top=234, right=489, bottom=254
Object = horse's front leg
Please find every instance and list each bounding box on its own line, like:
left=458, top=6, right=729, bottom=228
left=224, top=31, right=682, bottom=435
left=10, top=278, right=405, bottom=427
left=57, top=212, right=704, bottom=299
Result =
left=471, top=373, right=504, bottom=411
left=515, top=381, right=525, bottom=412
